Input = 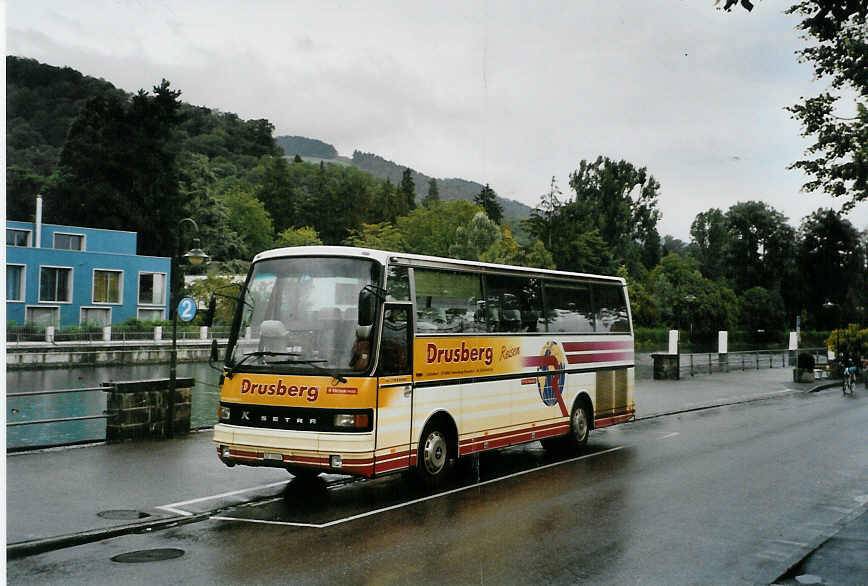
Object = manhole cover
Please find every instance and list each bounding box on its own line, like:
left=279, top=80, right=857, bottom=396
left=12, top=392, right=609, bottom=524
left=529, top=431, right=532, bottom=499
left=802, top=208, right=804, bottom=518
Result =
left=98, top=510, right=150, bottom=520
left=111, top=548, right=185, bottom=563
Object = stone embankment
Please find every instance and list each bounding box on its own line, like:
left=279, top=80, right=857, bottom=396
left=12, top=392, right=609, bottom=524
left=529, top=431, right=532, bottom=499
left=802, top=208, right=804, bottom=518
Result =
left=5, top=340, right=227, bottom=370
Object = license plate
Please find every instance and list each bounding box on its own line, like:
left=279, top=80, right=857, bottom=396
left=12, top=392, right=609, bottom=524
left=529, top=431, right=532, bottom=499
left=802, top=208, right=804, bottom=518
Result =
left=264, top=452, right=283, bottom=461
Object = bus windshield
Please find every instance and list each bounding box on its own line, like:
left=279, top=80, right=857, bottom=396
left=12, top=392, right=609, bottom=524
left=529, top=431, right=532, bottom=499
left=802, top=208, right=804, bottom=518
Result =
left=227, top=256, right=380, bottom=376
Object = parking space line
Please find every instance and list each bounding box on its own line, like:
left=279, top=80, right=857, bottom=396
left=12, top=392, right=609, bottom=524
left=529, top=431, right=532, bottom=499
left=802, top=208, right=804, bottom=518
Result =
left=157, top=480, right=290, bottom=516
left=210, top=445, right=625, bottom=529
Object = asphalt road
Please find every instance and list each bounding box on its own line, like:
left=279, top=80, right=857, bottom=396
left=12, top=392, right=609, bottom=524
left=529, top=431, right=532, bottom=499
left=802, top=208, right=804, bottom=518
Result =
left=8, top=389, right=868, bottom=585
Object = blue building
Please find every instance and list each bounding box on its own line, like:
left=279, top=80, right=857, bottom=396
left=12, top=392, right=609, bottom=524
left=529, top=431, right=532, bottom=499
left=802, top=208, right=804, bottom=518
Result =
left=6, top=219, right=171, bottom=328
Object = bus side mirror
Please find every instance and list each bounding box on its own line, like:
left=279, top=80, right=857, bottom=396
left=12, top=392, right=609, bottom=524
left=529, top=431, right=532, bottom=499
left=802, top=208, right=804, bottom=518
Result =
left=204, top=296, right=217, bottom=327
left=358, top=289, right=376, bottom=326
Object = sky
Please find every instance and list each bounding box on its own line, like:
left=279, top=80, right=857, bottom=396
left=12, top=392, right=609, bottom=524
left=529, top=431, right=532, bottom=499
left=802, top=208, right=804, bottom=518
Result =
left=5, top=0, right=866, bottom=240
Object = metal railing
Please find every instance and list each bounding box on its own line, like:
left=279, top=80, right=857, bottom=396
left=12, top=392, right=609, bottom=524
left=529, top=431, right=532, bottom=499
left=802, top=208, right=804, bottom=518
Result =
left=6, top=387, right=110, bottom=427
left=7, top=326, right=232, bottom=344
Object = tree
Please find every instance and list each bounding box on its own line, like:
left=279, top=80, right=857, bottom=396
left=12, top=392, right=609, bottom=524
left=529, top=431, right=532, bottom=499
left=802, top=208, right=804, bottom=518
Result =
left=480, top=228, right=556, bottom=269
left=690, top=208, right=729, bottom=281
left=474, top=183, right=504, bottom=224
left=396, top=199, right=479, bottom=257
left=398, top=167, right=417, bottom=212
left=721, top=1, right=868, bottom=210
left=723, top=201, right=797, bottom=294
left=48, top=80, right=185, bottom=257
left=344, top=222, right=406, bottom=251
left=422, top=178, right=440, bottom=208
left=567, top=156, right=662, bottom=275
left=449, top=212, right=501, bottom=260
left=273, top=226, right=322, bottom=248
left=797, top=208, right=866, bottom=325
left=523, top=176, right=562, bottom=250
left=222, top=185, right=275, bottom=257
left=739, top=286, right=787, bottom=341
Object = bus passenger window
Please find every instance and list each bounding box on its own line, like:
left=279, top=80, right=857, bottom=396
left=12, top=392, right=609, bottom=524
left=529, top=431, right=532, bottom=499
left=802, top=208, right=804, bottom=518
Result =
left=483, top=274, right=543, bottom=333
left=543, top=283, right=594, bottom=333
left=594, top=285, right=630, bottom=333
left=413, top=269, right=484, bottom=333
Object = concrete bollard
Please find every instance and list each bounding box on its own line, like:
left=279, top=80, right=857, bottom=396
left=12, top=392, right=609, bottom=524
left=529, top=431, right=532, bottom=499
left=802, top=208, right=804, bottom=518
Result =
left=103, top=326, right=112, bottom=342
left=154, top=326, right=162, bottom=341
left=200, top=326, right=208, bottom=340
left=45, top=326, right=55, bottom=343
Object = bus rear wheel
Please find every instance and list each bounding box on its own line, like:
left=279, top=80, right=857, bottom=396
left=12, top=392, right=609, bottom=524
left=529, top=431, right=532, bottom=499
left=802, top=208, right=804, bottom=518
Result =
left=566, top=403, right=591, bottom=450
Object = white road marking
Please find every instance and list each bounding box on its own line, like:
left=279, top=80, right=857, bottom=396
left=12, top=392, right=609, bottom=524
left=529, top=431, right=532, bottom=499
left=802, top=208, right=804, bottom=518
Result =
left=210, top=446, right=626, bottom=529
left=659, top=432, right=680, bottom=440
left=157, top=480, right=290, bottom=516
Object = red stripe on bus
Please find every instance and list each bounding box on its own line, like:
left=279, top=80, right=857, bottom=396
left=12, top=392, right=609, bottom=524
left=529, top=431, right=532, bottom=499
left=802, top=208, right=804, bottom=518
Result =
left=566, top=351, right=633, bottom=364
left=562, top=341, right=634, bottom=352
left=458, top=421, right=568, bottom=445
left=594, top=412, right=635, bottom=428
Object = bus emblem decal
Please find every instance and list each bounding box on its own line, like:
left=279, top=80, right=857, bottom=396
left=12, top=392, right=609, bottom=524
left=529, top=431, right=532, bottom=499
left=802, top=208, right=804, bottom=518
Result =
left=522, top=341, right=568, bottom=416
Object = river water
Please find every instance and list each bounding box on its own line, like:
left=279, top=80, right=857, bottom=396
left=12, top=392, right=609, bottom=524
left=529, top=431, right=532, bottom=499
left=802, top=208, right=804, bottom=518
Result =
left=6, top=362, right=221, bottom=451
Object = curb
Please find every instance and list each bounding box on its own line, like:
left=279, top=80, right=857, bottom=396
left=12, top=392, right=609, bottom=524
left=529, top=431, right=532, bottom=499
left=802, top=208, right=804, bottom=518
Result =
left=6, top=513, right=209, bottom=560
left=635, top=387, right=804, bottom=421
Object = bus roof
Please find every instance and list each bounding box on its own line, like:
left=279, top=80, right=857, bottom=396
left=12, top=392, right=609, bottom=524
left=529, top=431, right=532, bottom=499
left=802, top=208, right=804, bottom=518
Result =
left=253, top=245, right=625, bottom=285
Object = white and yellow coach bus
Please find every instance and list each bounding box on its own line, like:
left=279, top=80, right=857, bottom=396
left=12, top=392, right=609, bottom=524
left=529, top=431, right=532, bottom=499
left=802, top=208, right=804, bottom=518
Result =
left=213, top=246, right=635, bottom=484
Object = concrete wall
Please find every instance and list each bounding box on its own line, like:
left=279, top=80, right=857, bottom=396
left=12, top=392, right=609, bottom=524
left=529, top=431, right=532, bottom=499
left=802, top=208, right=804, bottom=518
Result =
left=105, top=378, right=193, bottom=441
left=6, top=340, right=225, bottom=370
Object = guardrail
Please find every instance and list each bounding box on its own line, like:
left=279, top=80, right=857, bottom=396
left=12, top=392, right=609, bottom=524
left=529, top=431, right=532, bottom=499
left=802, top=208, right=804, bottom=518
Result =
left=6, top=326, right=233, bottom=344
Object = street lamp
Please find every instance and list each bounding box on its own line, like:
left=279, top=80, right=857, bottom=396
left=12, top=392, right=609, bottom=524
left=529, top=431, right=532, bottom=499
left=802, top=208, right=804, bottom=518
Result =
left=167, top=218, right=209, bottom=438
left=823, top=300, right=841, bottom=362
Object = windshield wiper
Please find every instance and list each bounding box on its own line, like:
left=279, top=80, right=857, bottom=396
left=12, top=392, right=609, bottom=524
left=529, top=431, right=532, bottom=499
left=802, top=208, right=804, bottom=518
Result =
left=269, top=358, right=348, bottom=384
left=226, top=351, right=300, bottom=379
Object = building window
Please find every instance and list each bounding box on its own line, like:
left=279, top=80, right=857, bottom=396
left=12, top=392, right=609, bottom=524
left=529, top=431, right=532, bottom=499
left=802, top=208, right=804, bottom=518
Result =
left=26, top=306, right=59, bottom=327
left=39, top=267, right=72, bottom=303
left=93, top=270, right=123, bottom=304
left=81, top=307, right=111, bottom=327
left=54, top=233, right=85, bottom=251
left=137, top=308, right=165, bottom=322
left=7, top=265, right=25, bottom=302
left=138, top=272, right=167, bottom=305
left=6, top=229, right=31, bottom=247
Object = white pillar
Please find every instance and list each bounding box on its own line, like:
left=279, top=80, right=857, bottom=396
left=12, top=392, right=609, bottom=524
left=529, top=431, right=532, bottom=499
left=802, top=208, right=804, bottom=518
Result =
left=245, top=326, right=252, bottom=340
left=788, top=331, right=798, bottom=351
left=668, top=330, right=679, bottom=354
left=103, top=326, right=112, bottom=342
left=200, top=326, right=208, bottom=340
left=45, top=326, right=55, bottom=343
left=154, top=326, right=162, bottom=341
left=718, top=331, right=728, bottom=354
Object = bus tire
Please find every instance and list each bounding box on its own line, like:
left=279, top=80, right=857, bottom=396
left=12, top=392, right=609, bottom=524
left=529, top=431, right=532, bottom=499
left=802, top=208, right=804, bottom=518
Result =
left=288, top=467, right=320, bottom=480
left=416, top=421, right=453, bottom=488
left=564, top=402, right=591, bottom=452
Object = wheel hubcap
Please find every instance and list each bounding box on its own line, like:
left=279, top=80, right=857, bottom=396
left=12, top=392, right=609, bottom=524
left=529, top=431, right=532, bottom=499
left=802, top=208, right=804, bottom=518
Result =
left=573, top=408, right=588, bottom=441
left=423, top=431, right=447, bottom=475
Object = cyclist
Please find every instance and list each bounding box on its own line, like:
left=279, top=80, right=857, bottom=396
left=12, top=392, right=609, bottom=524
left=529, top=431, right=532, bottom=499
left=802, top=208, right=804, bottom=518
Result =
left=842, top=355, right=857, bottom=395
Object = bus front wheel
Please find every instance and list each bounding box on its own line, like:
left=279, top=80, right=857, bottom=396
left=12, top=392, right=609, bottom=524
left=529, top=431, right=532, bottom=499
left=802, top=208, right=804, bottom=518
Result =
left=416, top=423, right=452, bottom=487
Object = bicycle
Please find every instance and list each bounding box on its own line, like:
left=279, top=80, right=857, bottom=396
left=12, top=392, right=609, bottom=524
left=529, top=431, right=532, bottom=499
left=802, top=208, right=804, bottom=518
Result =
left=842, top=364, right=856, bottom=395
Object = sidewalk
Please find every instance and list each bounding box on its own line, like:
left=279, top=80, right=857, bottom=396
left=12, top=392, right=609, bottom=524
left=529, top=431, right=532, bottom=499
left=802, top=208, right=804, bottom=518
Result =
left=1, top=368, right=835, bottom=557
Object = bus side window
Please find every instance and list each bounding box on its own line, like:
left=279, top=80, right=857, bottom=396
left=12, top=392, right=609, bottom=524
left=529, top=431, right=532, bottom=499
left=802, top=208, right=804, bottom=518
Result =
left=378, top=306, right=411, bottom=376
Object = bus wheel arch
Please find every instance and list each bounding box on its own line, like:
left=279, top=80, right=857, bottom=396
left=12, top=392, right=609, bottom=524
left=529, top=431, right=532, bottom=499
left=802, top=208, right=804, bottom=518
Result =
left=572, top=392, right=594, bottom=431
left=415, top=411, right=458, bottom=487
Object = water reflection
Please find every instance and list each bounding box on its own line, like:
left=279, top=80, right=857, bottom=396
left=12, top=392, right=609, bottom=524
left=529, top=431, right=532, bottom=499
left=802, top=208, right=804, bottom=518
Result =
left=6, top=362, right=221, bottom=450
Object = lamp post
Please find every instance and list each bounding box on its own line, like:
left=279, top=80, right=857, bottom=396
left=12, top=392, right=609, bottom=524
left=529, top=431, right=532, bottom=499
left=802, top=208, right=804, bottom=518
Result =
left=823, top=300, right=841, bottom=363
left=166, top=218, right=209, bottom=438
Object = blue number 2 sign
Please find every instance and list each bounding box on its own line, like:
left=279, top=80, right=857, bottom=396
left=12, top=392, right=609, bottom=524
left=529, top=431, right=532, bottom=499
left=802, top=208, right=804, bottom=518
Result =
left=178, top=297, right=197, bottom=322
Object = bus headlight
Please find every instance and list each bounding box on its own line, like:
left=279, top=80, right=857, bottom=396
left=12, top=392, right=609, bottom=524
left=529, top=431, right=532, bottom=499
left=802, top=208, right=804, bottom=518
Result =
left=219, top=405, right=231, bottom=421
left=334, top=413, right=370, bottom=429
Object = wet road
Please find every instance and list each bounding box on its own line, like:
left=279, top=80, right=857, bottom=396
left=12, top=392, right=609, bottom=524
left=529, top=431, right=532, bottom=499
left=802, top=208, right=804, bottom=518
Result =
left=8, top=390, right=868, bottom=585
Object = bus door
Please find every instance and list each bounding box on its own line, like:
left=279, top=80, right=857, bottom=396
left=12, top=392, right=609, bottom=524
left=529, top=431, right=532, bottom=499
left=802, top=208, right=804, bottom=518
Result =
left=374, top=303, right=415, bottom=475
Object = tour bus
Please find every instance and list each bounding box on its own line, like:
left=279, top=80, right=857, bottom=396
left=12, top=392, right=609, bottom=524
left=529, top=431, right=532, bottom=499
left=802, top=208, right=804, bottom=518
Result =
left=213, top=246, right=635, bottom=484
